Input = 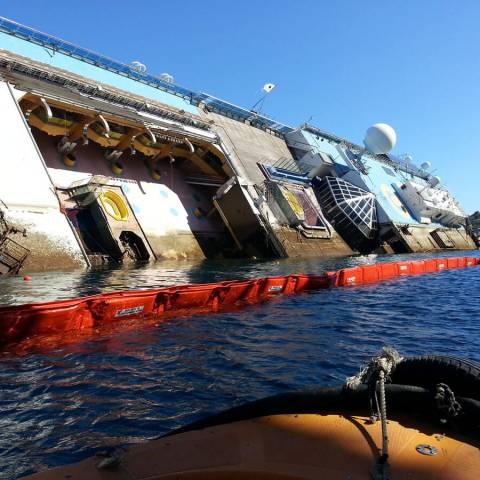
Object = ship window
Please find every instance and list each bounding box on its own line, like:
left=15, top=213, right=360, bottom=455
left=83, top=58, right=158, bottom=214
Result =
left=382, top=166, right=396, bottom=177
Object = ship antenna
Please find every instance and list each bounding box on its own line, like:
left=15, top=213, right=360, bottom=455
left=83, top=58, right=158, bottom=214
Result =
left=251, top=83, right=276, bottom=114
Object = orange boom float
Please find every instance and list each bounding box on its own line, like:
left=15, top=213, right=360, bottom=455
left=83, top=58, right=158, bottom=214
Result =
left=0, top=256, right=478, bottom=346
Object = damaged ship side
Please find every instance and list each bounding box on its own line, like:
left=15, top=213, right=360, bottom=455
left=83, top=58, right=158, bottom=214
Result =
left=196, top=108, right=354, bottom=259
left=285, top=125, right=476, bottom=254
left=0, top=17, right=476, bottom=274
left=0, top=19, right=354, bottom=273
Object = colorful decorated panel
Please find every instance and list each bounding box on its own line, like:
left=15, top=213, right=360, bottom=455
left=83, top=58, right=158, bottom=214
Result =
left=358, top=156, right=418, bottom=224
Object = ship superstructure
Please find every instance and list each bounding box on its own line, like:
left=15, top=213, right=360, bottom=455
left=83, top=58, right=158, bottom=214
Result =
left=285, top=125, right=475, bottom=253
left=0, top=17, right=475, bottom=272
left=195, top=106, right=353, bottom=259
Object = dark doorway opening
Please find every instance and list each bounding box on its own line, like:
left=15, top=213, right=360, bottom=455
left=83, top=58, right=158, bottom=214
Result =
left=119, top=231, right=150, bottom=261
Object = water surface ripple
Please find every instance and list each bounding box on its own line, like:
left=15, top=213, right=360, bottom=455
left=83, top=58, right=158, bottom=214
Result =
left=0, top=251, right=479, bottom=479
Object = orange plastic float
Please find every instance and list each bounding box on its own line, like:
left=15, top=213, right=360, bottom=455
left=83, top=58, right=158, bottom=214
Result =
left=1, top=256, right=478, bottom=346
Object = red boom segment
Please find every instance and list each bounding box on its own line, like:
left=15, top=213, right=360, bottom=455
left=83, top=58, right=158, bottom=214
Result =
left=0, top=257, right=478, bottom=346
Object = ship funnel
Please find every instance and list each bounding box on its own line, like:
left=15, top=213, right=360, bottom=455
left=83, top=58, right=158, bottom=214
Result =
left=363, top=123, right=397, bottom=155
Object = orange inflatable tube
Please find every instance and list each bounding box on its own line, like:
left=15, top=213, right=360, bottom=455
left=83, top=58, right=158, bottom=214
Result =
left=0, top=257, right=478, bottom=346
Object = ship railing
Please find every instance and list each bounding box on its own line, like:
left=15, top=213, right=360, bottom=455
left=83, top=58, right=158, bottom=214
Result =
left=0, top=16, right=293, bottom=136
left=270, top=156, right=303, bottom=173
left=185, top=174, right=224, bottom=187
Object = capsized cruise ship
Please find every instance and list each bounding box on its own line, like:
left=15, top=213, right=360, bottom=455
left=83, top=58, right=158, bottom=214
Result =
left=0, top=17, right=475, bottom=273
left=285, top=124, right=475, bottom=254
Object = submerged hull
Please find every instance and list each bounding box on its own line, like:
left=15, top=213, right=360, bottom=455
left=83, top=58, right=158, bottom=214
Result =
left=380, top=222, right=476, bottom=253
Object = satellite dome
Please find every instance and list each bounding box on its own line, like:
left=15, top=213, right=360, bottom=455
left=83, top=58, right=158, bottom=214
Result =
left=131, top=61, right=147, bottom=73
left=404, top=154, right=413, bottom=164
left=159, top=73, right=174, bottom=84
left=428, top=175, right=441, bottom=188
left=421, top=161, right=431, bottom=170
left=363, top=123, right=397, bottom=155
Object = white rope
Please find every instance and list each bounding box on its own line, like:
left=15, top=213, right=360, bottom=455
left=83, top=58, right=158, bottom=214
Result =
left=346, top=347, right=402, bottom=480
left=345, top=347, right=403, bottom=390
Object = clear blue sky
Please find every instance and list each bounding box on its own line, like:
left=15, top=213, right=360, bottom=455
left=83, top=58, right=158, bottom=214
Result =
left=3, top=1, right=479, bottom=213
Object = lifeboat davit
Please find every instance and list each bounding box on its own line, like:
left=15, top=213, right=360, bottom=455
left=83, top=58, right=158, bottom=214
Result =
left=24, top=350, right=480, bottom=479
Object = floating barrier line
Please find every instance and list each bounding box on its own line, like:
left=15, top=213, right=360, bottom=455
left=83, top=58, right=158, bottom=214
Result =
left=0, top=256, right=478, bottom=345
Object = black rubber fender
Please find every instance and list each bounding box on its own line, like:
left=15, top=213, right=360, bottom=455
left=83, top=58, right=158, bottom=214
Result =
left=161, top=355, right=480, bottom=441
left=390, top=355, right=480, bottom=400
left=163, top=384, right=480, bottom=439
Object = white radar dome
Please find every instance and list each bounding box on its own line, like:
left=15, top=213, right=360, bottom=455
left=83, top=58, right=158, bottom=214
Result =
left=363, top=123, right=397, bottom=155
left=159, top=73, right=174, bottom=83
left=131, top=61, right=147, bottom=73
left=421, top=161, right=431, bottom=170
left=404, top=154, right=413, bottom=164
left=428, top=175, right=441, bottom=188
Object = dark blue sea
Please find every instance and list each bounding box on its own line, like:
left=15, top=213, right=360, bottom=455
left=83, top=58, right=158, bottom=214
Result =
left=0, top=251, right=479, bottom=479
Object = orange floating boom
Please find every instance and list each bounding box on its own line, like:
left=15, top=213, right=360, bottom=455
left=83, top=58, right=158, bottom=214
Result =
left=0, top=256, right=478, bottom=346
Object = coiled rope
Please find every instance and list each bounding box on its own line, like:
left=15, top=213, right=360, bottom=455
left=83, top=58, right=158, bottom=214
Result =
left=346, top=347, right=403, bottom=480
left=435, top=382, right=462, bottom=422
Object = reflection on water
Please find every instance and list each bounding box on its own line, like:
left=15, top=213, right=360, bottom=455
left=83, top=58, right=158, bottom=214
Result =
left=0, top=250, right=479, bottom=479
